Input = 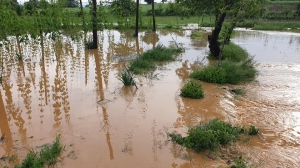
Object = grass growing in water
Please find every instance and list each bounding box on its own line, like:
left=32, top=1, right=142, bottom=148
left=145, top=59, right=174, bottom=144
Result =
left=209, top=43, right=248, bottom=62
left=168, top=119, right=258, bottom=152
left=190, top=58, right=256, bottom=84
left=180, top=80, right=204, bottom=99
left=129, top=44, right=183, bottom=74
left=190, top=31, right=203, bottom=40
left=118, top=69, right=135, bottom=86
left=15, top=135, right=63, bottom=168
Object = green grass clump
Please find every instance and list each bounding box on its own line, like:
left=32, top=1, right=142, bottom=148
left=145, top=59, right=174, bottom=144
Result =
left=190, top=31, right=203, bottom=40
left=209, top=43, right=248, bottom=62
left=169, top=119, right=245, bottom=152
left=180, top=80, right=204, bottom=99
left=129, top=44, right=183, bottom=74
left=129, top=59, right=156, bottom=74
left=190, top=66, right=227, bottom=84
left=252, top=22, right=300, bottom=31
left=190, top=59, right=256, bottom=84
left=118, top=69, right=135, bottom=86
left=15, top=135, right=63, bottom=168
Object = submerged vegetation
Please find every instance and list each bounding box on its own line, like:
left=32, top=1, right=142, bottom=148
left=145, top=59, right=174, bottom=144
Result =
left=168, top=119, right=259, bottom=152
left=15, top=135, right=63, bottom=168
left=129, top=44, right=183, bottom=74
left=180, top=80, right=204, bottom=99
left=119, top=69, right=136, bottom=86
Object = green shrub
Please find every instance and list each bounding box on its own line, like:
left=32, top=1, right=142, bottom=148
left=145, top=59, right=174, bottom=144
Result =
left=180, top=80, right=204, bottom=99
left=219, top=59, right=257, bottom=84
left=190, top=66, right=227, bottom=84
left=169, top=119, right=244, bottom=152
left=190, top=59, right=256, bottom=84
left=209, top=43, right=248, bottom=62
left=118, top=69, right=135, bottom=86
left=129, top=59, right=155, bottom=74
left=248, top=125, right=259, bottom=135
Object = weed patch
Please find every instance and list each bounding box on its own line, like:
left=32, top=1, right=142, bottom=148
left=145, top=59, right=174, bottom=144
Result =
left=168, top=119, right=259, bottom=152
left=129, top=44, right=183, bottom=74
left=190, top=59, right=256, bottom=84
left=209, top=43, right=248, bottom=62
left=190, top=31, right=203, bottom=40
left=15, top=135, right=63, bottom=168
left=118, top=69, right=136, bottom=86
left=180, top=80, right=204, bottom=99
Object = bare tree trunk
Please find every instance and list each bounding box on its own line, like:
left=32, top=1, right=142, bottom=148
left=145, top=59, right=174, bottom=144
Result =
left=16, top=35, right=22, bottom=58
left=92, top=0, right=98, bottom=49
left=79, top=0, right=86, bottom=32
left=134, top=0, right=139, bottom=37
left=151, top=0, right=156, bottom=32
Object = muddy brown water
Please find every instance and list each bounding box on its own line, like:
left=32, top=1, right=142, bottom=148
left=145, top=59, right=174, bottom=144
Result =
left=0, top=29, right=299, bottom=168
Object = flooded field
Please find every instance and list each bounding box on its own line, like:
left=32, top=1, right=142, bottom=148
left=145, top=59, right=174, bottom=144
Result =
left=0, top=29, right=299, bottom=168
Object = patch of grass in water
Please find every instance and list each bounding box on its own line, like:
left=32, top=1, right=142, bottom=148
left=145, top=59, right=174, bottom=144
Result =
left=129, top=44, right=183, bottom=74
left=190, top=31, right=203, bottom=40
left=180, top=80, right=204, bottom=99
left=190, top=58, right=257, bottom=85
left=15, top=135, right=63, bottom=168
left=168, top=119, right=259, bottom=153
left=208, top=42, right=248, bottom=62
left=118, top=69, right=136, bottom=86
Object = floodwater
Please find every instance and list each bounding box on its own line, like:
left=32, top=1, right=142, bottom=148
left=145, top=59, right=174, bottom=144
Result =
left=0, top=28, right=299, bottom=168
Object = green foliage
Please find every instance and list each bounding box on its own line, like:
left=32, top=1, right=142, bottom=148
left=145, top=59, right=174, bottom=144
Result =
left=252, top=22, right=300, bottom=30
left=129, top=59, right=156, bottom=74
left=169, top=119, right=245, bottom=152
left=180, top=80, right=204, bottom=99
left=190, top=31, right=203, bottom=40
left=219, top=59, right=257, bottom=84
left=230, top=88, right=245, bottom=95
left=109, top=0, right=136, bottom=17
left=191, top=58, right=257, bottom=85
left=218, top=43, right=248, bottom=62
left=190, top=66, right=227, bottom=84
left=248, top=125, right=259, bottom=135
left=118, top=69, right=136, bottom=86
left=129, top=44, right=183, bottom=74
left=15, top=135, right=63, bottom=168
left=232, top=157, right=247, bottom=168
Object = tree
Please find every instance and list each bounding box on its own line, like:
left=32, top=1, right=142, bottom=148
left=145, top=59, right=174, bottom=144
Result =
left=109, top=0, right=136, bottom=17
left=151, top=0, right=156, bottom=31
left=297, top=1, right=300, bottom=16
left=161, top=0, right=167, bottom=3
left=91, top=0, right=98, bottom=48
left=177, top=0, right=265, bottom=58
left=134, top=0, right=139, bottom=37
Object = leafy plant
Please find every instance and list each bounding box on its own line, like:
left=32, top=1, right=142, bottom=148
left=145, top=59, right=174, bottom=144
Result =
left=15, top=135, right=63, bottom=168
left=180, top=80, right=204, bottom=99
left=248, top=125, right=259, bottom=135
left=230, top=88, right=245, bottom=95
left=190, top=58, right=256, bottom=84
left=232, top=157, right=247, bottom=168
left=190, top=31, right=203, bottom=40
left=168, top=119, right=245, bottom=152
left=119, top=69, right=135, bottom=86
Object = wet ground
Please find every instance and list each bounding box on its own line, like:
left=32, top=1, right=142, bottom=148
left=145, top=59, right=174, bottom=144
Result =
left=0, top=29, right=299, bottom=168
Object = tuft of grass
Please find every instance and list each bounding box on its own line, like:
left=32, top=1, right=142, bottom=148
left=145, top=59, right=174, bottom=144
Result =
left=209, top=43, right=248, bottom=62
left=118, top=69, right=135, bottom=86
left=168, top=119, right=244, bottom=152
left=168, top=119, right=259, bottom=153
left=129, top=44, right=183, bottom=74
left=190, top=58, right=256, bottom=85
left=190, top=66, right=227, bottom=84
left=15, top=135, right=63, bottom=168
left=248, top=125, right=259, bottom=135
left=180, top=80, right=204, bottom=99
left=190, top=31, right=203, bottom=40
left=232, top=157, right=247, bottom=168
left=129, top=59, right=156, bottom=74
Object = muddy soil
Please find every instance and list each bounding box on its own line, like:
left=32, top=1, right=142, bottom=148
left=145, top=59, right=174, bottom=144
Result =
left=0, top=29, right=299, bottom=168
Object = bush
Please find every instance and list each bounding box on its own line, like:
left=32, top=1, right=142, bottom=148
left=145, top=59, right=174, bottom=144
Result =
left=169, top=119, right=245, bottom=152
left=180, top=80, right=204, bottom=99
left=209, top=43, right=248, bottom=62
left=190, top=66, right=227, bottom=84
left=129, top=59, right=155, bottom=74
left=190, top=31, right=203, bottom=40
left=190, top=59, right=256, bottom=84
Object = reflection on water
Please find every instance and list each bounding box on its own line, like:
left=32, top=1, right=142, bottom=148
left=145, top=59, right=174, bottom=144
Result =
left=0, top=29, right=299, bottom=167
